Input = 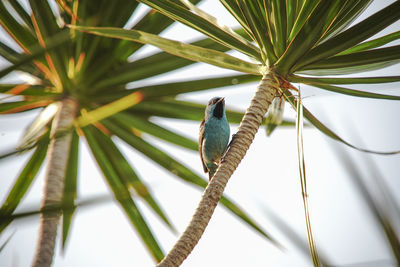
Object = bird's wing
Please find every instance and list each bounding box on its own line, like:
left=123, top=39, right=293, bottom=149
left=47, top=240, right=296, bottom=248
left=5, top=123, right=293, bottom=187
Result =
left=199, top=119, right=208, bottom=173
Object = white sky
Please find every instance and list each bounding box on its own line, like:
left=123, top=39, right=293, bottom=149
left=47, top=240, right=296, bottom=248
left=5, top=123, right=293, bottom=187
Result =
left=0, top=1, right=400, bottom=267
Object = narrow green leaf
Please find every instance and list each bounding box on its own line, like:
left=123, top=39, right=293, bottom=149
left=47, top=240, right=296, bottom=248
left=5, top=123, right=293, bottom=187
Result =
left=339, top=31, right=400, bottom=55
left=103, top=119, right=280, bottom=245
left=0, top=145, right=38, bottom=161
left=69, top=25, right=261, bottom=75
left=233, top=1, right=275, bottom=63
left=0, top=100, right=53, bottom=114
left=283, top=90, right=400, bottom=155
left=83, top=126, right=164, bottom=262
left=114, top=4, right=174, bottom=60
left=128, top=98, right=296, bottom=127
left=0, top=134, right=49, bottom=233
left=68, top=1, right=140, bottom=84
left=0, top=84, right=58, bottom=96
left=0, top=41, right=23, bottom=63
left=285, top=0, right=299, bottom=38
left=70, top=1, right=130, bottom=72
left=0, top=1, right=37, bottom=51
left=0, top=41, right=37, bottom=75
left=332, top=147, right=400, bottom=263
left=0, top=195, right=113, bottom=222
left=0, top=30, right=70, bottom=79
left=0, top=232, right=14, bottom=252
left=78, top=0, right=186, bottom=67
left=62, top=131, right=79, bottom=250
left=113, top=112, right=198, bottom=151
left=103, top=119, right=204, bottom=184
left=262, top=206, right=331, bottom=267
left=287, top=0, right=319, bottom=42
left=296, top=90, right=321, bottom=266
left=301, top=82, right=400, bottom=100
left=131, top=74, right=260, bottom=98
left=218, top=197, right=281, bottom=248
left=356, top=150, right=400, bottom=225
left=29, top=0, right=71, bottom=89
left=90, top=36, right=230, bottom=92
left=29, top=0, right=62, bottom=41
left=138, top=0, right=261, bottom=60
left=321, top=0, right=372, bottom=42
left=100, top=0, right=139, bottom=28
left=219, top=0, right=255, bottom=38
left=7, top=0, right=34, bottom=32
left=296, top=1, right=400, bottom=70
left=289, top=74, right=400, bottom=85
left=90, top=124, right=174, bottom=230
left=276, top=1, right=342, bottom=73
left=298, top=60, right=400, bottom=76
left=127, top=99, right=215, bottom=122
left=302, top=45, right=400, bottom=71
left=270, top=0, right=287, bottom=57
left=55, top=0, right=77, bottom=24
left=80, top=1, right=170, bottom=84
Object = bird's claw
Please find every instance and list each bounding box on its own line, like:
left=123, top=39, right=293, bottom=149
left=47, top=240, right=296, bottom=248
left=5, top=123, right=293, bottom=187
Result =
left=227, top=133, right=236, bottom=148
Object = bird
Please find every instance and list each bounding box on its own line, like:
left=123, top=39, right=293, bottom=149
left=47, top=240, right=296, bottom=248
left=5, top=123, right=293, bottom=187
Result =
left=199, top=97, right=230, bottom=180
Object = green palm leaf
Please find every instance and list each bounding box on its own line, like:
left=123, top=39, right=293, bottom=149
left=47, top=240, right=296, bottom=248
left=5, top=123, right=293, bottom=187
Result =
left=83, top=125, right=164, bottom=262
left=6, top=0, right=34, bottom=32
left=321, top=0, right=372, bottom=41
left=112, top=112, right=198, bottom=151
left=275, top=1, right=342, bottom=73
left=0, top=133, right=49, bottom=233
left=0, top=84, right=58, bottom=96
left=29, top=0, right=70, bottom=89
left=0, top=1, right=37, bottom=51
left=295, top=1, right=400, bottom=70
left=68, top=25, right=261, bottom=75
left=289, top=74, right=400, bottom=85
left=283, top=90, right=400, bottom=155
left=138, top=0, right=261, bottom=60
left=88, top=124, right=174, bottom=230
left=302, top=45, right=400, bottom=71
left=130, top=74, right=260, bottom=98
left=338, top=31, right=400, bottom=55
left=298, top=82, right=400, bottom=100
left=90, top=37, right=230, bottom=92
left=0, top=31, right=70, bottom=79
left=0, top=100, right=53, bottom=114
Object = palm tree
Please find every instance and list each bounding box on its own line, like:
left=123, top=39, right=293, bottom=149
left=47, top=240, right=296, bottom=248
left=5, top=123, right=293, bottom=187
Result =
left=69, top=0, right=400, bottom=266
left=0, top=1, right=294, bottom=266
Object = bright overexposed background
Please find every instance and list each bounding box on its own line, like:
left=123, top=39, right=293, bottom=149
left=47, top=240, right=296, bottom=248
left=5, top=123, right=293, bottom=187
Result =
left=0, top=1, right=399, bottom=266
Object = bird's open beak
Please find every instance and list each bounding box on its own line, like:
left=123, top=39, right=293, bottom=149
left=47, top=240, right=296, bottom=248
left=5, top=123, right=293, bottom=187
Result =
left=217, top=97, right=225, bottom=104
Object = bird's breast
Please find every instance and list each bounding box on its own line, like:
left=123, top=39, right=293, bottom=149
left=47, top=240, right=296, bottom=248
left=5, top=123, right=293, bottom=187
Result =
left=202, top=117, right=230, bottom=162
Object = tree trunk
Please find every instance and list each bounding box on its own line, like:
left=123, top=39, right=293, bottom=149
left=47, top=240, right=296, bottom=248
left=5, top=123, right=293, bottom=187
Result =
left=32, top=97, right=78, bottom=267
left=157, top=69, right=279, bottom=267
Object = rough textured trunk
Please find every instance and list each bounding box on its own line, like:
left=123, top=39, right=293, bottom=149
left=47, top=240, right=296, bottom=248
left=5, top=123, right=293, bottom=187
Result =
left=157, top=69, right=279, bottom=267
left=32, top=97, right=78, bottom=267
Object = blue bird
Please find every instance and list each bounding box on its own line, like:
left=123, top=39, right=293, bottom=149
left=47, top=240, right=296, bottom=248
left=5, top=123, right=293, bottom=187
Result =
left=199, top=97, right=230, bottom=180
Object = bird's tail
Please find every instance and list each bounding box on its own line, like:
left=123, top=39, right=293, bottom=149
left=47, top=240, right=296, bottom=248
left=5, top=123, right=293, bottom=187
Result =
left=208, top=164, right=218, bottom=181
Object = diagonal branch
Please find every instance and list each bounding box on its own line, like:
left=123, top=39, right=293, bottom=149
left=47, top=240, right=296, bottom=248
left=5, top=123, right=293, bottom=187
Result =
left=157, top=69, right=279, bottom=267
